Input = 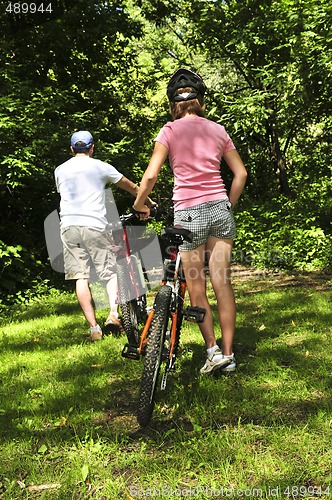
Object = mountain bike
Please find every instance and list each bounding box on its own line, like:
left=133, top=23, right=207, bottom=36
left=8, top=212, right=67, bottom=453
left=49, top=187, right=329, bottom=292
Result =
left=111, top=208, right=159, bottom=357
left=135, top=221, right=206, bottom=427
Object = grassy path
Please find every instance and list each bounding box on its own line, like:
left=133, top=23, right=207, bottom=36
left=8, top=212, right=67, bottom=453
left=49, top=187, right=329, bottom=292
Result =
left=0, top=269, right=331, bottom=499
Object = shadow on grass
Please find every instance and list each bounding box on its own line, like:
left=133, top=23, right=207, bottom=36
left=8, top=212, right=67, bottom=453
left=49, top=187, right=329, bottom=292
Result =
left=168, top=337, right=332, bottom=424
left=0, top=320, right=87, bottom=355
left=130, top=282, right=331, bottom=433
left=0, top=277, right=331, bottom=446
left=1, top=292, right=78, bottom=325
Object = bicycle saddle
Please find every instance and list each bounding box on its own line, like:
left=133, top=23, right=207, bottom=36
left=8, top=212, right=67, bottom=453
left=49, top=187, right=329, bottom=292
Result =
left=162, top=226, right=193, bottom=243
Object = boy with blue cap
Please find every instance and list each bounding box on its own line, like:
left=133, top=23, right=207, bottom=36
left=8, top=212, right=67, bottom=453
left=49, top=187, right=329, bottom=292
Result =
left=55, top=131, right=154, bottom=341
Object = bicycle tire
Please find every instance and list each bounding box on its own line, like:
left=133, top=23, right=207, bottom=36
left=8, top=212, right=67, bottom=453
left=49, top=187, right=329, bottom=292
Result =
left=137, top=285, right=172, bottom=426
left=117, top=261, right=144, bottom=346
left=120, top=299, right=141, bottom=345
left=116, top=261, right=131, bottom=304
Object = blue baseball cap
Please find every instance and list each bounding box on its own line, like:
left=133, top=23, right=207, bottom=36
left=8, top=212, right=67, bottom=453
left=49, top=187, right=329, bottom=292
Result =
left=70, top=130, right=94, bottom=149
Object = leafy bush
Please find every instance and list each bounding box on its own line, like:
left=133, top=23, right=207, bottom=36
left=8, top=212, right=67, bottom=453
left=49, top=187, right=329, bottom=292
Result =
left=234, top=197, right=331, bottom=271
left=0, top=241, right=49, bottom=305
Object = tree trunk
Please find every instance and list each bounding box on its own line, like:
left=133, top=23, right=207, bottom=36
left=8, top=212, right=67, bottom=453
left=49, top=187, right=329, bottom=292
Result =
left=268, top=109, right=292, bottom=198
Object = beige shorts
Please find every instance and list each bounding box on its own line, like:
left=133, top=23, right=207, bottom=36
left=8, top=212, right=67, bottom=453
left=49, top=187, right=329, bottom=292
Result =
left=61, top=226, right=116, bottom=281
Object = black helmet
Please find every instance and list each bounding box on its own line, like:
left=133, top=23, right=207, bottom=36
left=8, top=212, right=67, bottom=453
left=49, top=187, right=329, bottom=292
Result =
left=166, top=68, right=206, bottom=103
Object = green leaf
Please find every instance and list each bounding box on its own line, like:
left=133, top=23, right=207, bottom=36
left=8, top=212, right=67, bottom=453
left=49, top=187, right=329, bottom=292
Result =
left=81, top=463, right=89, bottom=483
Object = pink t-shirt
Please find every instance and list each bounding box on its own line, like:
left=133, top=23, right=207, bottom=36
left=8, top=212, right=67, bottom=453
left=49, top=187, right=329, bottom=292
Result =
left=154, top=115, right=235, bottom=209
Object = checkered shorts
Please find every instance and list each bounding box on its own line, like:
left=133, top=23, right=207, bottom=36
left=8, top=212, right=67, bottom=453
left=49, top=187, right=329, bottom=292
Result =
left=173, top=199, right=237, bottom=251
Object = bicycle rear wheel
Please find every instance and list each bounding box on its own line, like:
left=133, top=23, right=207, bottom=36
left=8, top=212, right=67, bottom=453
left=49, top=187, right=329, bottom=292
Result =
left=120, top=296, right=147, bottom=346
left=117, top=261, right=145, bottom=346
left=120, top=300, right=139, bottom=345
left=137, top=285, right=172, bottom=427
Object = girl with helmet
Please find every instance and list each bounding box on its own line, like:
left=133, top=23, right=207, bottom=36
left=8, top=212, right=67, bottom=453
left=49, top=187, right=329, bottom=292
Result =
left=133, top=68, right=247, bottom=374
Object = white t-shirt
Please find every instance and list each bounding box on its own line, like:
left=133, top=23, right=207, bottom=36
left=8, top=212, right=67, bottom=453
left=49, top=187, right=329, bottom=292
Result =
left=55, top=156, right=123, bottom=228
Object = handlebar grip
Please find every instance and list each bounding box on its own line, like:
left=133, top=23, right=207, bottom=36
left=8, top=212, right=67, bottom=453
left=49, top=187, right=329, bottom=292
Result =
left=130, top=205, right=162, bottom=218
left=149, top=206, right=158, bottom=218
left=130, top=206, right=149, bottom=216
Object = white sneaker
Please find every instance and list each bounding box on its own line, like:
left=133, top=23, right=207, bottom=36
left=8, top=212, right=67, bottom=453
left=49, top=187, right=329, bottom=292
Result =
left=200, top=348, right=233, bottom=374
left=220, top=353, right=236, bottom=372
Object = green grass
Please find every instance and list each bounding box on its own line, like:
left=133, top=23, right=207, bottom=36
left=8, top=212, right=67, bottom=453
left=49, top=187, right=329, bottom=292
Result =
left=0, top=271, right=331, bottom=499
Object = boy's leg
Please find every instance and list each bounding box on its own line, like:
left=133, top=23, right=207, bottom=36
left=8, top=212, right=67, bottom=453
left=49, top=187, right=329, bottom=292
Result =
left=105, top=274, right=122, bottom=329
left=83, top=227, right=121, bottom=328
left=75, top=278, right=98, bottom=328
left=61, top=226, right=101, bottom=337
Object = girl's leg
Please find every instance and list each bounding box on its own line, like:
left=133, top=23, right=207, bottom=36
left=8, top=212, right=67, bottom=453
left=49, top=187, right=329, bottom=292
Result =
left=206, top=237, right=235, bottom=356
left=180, top=244, right=217, bottom=349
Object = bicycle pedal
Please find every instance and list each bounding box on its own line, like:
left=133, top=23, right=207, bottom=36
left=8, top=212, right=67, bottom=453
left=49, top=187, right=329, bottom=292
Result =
left=182, top=306, right=206, bottom=323
left=121, top=343, right=140, bottom=360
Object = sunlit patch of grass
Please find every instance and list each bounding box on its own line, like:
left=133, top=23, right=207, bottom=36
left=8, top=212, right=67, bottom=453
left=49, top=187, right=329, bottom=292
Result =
left=0, top=273, right=331, bottom=498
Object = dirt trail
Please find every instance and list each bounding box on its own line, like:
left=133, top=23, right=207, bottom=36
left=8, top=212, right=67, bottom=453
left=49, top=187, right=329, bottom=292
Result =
left=231, top=264, right=332, bottom=291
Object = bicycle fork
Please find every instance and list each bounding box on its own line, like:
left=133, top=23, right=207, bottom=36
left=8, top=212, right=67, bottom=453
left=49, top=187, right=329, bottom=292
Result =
left=160, top=281, right=206, bottom=391
left=122, top=307, right=155, bottom=360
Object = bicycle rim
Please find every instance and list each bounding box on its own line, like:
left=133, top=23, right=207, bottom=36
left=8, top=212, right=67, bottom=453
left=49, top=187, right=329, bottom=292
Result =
left=137, top=285, right=172, bottom=427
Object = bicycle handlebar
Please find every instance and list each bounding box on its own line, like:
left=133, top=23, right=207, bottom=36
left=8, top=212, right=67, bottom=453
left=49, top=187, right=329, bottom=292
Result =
left=119, top=205, right=167, bottom=226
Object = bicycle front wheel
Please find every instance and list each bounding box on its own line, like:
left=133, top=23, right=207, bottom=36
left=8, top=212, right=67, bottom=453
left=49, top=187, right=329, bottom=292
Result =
left=137, top=285, right=172, bottom=427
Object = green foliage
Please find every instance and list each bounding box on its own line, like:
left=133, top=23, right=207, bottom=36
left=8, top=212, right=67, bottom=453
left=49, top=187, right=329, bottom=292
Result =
left=0, top=0, right=156, bottom=304
left=0, top=241, right=44, bottom=303
left=234, top=195, right=332, bottom=271
left=0, top=242, right=24, bottom=293
left=171, top=0, right=332, bottom=198
left=0, top=0, right=331, bottom=304
left=0, top=241, right=69, bottom=307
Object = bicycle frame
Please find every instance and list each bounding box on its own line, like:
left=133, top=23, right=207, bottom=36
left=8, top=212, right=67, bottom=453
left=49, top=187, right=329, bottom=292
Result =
left=138, top=231, right=188, bottom=363
left=112, top=217, right=147, bottom=303
left=136, top=225, right=206, bottom=359
left=108, top=214, right=150, bottom=352
left=133, top=230, right=180, bottom=352
left=162, top=245, right=186, bottom=367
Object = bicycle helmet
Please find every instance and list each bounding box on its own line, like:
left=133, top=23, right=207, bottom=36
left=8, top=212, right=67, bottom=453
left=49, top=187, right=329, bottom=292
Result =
left=166, top=68, right=206, bottom=103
